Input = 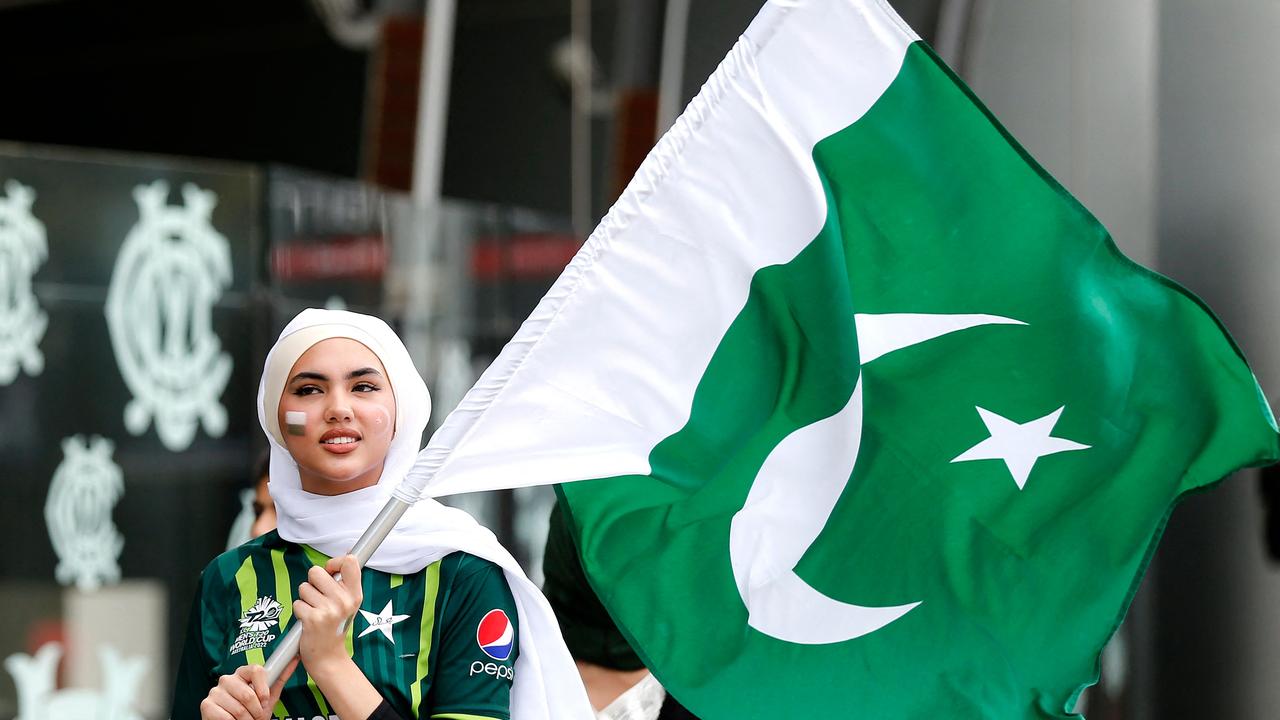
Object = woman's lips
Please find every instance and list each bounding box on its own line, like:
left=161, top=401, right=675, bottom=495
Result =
left=319, top=429, right=361, bottom=455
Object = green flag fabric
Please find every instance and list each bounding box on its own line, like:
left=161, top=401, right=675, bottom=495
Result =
left=415, top=1, right=1280, bottom=716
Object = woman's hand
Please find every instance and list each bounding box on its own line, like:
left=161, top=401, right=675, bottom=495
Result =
left=293, top=555, right=385, bottom=719
left=294, top=554, right=363, bottom=676
left=199, top=657, right=298, bottom=720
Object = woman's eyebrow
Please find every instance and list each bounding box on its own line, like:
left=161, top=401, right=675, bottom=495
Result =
left=348, top=367, right=383, bottom=379
left=289, top=371, right=328, bottom=383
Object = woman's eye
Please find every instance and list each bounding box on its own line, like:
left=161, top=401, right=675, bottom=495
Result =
left=292, top=385, right=322, bottom=396
left=353, top=382, right=379, bottom=393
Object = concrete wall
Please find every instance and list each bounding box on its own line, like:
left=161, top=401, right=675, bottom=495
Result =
left=1153, top=3, right=1280, bottom=718
left=963, top=0, right=1158, bottom=267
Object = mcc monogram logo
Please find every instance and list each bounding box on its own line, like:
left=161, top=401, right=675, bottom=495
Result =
left=0, top=179, right=48, bottom=385
left=105, top=180, right=233, bottom=452
left=44, top=435, right=125, bottom=592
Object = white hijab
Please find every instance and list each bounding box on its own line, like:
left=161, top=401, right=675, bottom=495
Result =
left=258, top=308, right=592, bottom=719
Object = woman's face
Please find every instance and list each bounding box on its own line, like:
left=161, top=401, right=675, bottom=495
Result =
left=277, top=338, right=397, bottom=496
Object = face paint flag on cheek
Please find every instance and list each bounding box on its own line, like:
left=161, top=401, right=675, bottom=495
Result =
left=368, top=405, right=392, bottom=435
left=285, top=411, right=306, bottom=437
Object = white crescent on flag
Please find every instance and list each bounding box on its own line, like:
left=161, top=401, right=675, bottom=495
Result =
left=729, top=314, right=1025, bottom=644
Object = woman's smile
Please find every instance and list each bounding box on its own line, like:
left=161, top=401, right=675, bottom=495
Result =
left=319, top=427, right=362, bottom=454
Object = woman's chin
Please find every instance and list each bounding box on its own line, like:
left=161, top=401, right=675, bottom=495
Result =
left=298, top=461, right=383, bottom=495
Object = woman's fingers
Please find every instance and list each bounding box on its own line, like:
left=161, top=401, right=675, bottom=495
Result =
left=296, top=583, right=346, bottom=622
left=205, top=676, right=262, bottom=720
left=306, top=565, right=343, bottom=602
left=320, top=555, right=364, bottom=605
left=335, top=555, right=362, bottom=599
left=235, top=664, right=270, bottom=706
left=222, top=672, right=264, bottom=719
left=199, top=697, right=234, bottom=720
left=297, top=579, right=324, bottom=607
left=308, top=563, right=350, bottom=596
left=306, top=561, right=362, bottom=614
left=292, top=598, right=311, bottom=621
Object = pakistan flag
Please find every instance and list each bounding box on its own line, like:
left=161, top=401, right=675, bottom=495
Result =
left=418, top=0, right=1280, bottom=717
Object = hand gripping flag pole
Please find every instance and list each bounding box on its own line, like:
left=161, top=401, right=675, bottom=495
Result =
left=262, top=445, right=450, bottom=684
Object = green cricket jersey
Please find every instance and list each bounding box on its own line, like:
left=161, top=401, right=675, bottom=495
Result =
left=171, top=531, right=519, bottom=720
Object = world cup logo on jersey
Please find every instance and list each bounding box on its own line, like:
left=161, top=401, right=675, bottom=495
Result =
left=105, top=181, right=232, bottom=452
left=45, top=435, right=125, bottom=592
left=230, top=596, right=283, bottom=655
left=0, top=180, right=48, bottom=385
left=476, top=609, right=514, bottom=661
left=240, top=596, right=283, bottom=632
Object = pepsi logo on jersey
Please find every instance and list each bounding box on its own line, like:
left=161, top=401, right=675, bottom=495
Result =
left=476, top=609, right=514, bottom=661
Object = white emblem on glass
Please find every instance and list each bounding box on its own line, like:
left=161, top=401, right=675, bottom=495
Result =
left=45, top=435, right=125, bottom=592
left=105, top=180, right=233, bottom=452
left=4, top=641, right=147, bottom=720
left=0, top=179, right=48, bottom=385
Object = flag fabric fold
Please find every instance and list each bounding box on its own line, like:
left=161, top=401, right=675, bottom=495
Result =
left=410, top=0, right=1279, bottom=716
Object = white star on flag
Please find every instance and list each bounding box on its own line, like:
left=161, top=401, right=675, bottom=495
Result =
left=357, top=600, right=410, bottom=641
left=951, top=406, right=1090, bottom=490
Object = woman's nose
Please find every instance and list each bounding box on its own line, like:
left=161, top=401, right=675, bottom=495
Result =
left=325, top=395, right=354, bottom=422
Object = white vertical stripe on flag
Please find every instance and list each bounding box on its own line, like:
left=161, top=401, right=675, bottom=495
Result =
left=405, top=0, right=920, bottom=500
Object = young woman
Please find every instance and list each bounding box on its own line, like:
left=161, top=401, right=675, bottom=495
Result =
left=172, top=309, right=591, bottom=720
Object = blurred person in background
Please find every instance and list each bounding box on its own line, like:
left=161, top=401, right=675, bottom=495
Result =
left=224, top=451, right=278, bottom=550
left=1261, top=463, right=1280, bottom=562
left=543, top=502, right=698, bottom=720
left=172, top=309, right=591, bottom=720
left=248, top=450, right=277, bottom=538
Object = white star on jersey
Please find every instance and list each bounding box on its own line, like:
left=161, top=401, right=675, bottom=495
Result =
left=358, top=600, right=411, bottom=641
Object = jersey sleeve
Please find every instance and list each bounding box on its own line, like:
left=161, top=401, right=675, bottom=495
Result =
left=425, top=555, right=520, bottom=720
left=170, top=567, right=223, bottom=720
